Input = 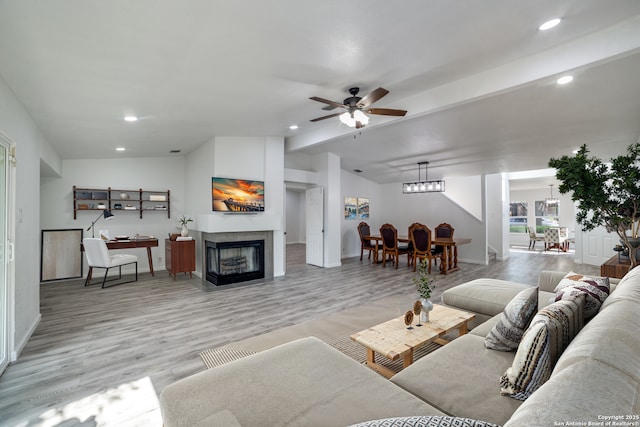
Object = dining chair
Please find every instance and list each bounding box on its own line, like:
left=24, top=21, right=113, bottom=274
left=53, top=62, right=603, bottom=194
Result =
left=543, top=227, right=566, bottom=252
left=357, top=222, right=379, bottom=261
left=379, top=223, right=411, bottom=268
left=408, top=222, right=439, bottom=273
left=527, top=226, right=545, bottom=250
left=433, top=223, right=455, bottom=260
left=83, top=238, right=138, bottom=288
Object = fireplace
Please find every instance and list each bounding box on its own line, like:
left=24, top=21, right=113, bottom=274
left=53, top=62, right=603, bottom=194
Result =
left=206, top=239, right=265, bottom=286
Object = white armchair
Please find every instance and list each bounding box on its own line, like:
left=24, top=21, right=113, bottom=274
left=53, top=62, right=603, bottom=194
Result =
left=83, top=238, right=138, bottom=288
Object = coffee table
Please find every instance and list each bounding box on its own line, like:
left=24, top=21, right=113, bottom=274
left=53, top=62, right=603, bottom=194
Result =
left=350, top=304, right=475, bottom=378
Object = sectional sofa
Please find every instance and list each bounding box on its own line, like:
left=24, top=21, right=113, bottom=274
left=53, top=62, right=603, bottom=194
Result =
left=159, top=267, right=640, bottom=426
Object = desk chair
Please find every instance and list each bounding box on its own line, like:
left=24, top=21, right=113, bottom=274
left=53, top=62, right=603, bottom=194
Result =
left=83, top=238, right=138, bottom=288
left=379, top=223, right=411, bottom=268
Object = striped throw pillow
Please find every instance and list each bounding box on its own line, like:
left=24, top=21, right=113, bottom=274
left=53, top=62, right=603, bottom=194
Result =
left=500, top=295, right=585, bottom=400
left=485, top=286, right=538, bottom=351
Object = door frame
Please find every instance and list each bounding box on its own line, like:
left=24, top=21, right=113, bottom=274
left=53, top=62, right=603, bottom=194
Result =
left=0, top=131, right=16, bottom=375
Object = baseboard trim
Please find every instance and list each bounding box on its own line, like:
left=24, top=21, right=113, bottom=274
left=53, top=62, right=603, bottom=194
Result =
left=11, top=312, right=41, bottom=362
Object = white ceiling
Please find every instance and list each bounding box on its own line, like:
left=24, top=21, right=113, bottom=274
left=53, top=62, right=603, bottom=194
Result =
left=1, top=1, right=639, bottom=184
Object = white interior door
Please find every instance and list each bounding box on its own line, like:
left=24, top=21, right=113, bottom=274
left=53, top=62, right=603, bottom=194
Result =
left=305, top=186, right=323, bottom=267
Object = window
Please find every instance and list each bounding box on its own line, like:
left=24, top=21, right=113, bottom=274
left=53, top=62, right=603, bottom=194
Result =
left=509, top=201, right=528, bottom=233
left=535, top=200, right=559, bottom=233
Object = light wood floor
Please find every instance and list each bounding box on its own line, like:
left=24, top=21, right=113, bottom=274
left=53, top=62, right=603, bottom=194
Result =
left=0, top=244, right=599, bottom=426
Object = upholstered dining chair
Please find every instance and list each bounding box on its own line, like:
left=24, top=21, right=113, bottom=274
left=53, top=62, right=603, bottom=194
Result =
left=379, top=223, right=411, bottom=269
left=527, top=226, right=545, bottom=250
left=408, top=223, right=439, bottom=273
left=357, top=222, right=379, bottom=261
left=544, top=227, right=566, bottom=252
left=83, top=238, right=138, bottom=288
left=433, top=223, right=455, bottom=261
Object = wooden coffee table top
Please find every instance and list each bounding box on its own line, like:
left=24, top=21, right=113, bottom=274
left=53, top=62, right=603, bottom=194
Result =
left=350, top=304, right=475, bottom=361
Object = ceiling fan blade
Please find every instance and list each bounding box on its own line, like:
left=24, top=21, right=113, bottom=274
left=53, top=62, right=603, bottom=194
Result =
left=357, top=87, right=389, bottom=108
left=310, top=96, right=346, bottom=109
left=309, top=112, right=342, bottom=122
left=366, top=108, right=407, bottom=117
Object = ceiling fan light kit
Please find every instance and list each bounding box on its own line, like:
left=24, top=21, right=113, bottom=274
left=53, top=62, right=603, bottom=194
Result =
left=310, top=87, right=407, bottom=128
left=403, top=161, right=445, bottom=194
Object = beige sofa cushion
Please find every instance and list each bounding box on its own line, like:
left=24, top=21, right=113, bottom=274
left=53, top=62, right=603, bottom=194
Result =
left=553, top=299, right=640, bottom=380
left=505, top=358, right=640, bottom=426
left=485, top=287, right=538, bottom=351
left=391, top=334, right=522, bottom=426
left=160, top=336, right=443, bottom=427
left=442, top=279, right=532, bottom=317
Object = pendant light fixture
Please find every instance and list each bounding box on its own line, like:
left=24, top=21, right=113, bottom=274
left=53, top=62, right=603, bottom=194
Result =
left=402, top=161, right=445, bottom=193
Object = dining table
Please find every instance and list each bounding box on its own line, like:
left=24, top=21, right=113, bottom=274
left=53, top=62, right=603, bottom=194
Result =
left=365, top=235, right=471, bottom=274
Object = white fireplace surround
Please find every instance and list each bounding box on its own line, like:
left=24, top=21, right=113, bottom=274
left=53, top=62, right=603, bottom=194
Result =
left=195, top=213, right=281, bottom=233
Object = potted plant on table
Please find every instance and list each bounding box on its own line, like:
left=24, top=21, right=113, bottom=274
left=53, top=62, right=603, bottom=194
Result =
left=178, top=215, right=193, bottom=237
left=549, top=143, right=640, bottom=268
left=413, top=258, right=436, bottom=321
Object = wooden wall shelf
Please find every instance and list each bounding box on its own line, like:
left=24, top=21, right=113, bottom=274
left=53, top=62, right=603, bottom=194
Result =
left=73, top=186, right=170, bottom=219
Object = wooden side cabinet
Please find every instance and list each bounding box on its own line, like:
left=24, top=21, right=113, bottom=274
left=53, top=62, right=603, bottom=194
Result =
left=165, top=239, right=196, bottom=280
left=600, top=254, right=631, bottom=279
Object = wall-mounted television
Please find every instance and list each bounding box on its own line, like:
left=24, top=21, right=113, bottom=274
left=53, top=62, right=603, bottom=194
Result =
left=212, top=177, right=265, bottom=212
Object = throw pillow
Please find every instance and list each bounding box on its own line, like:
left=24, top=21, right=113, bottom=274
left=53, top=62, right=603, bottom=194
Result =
left=554, top=272, right=610, bottom=319
left=485, top=286, right=538, bottom=351
left=500, top=295, right=585, bottom=400
left=348, top=416, right=500, bottom=427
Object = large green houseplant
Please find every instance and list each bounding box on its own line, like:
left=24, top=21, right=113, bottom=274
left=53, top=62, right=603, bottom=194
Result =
left=548, top=143, right=640, bottom=267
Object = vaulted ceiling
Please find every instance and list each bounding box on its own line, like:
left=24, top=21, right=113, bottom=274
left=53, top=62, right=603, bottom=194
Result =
left=1, top=1, right=639, bottom=184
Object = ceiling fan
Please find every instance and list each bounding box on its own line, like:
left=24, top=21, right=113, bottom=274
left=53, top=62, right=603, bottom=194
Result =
left=309, top=87, right=407, bottom=129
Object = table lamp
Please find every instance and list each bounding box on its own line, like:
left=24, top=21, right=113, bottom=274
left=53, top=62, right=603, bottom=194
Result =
left=87, top=210, right=114, bottom=238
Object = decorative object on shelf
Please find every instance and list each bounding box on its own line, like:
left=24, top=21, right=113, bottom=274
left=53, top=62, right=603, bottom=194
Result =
left=413, top=300, right=423, bottom=327
left=404, top=310, right=414, bottom=330
left=97, top=203, right=106, bottom=209
left=120, top=192, right=129, bottom=200
left=150, top=194, right=166, bottom=202
left=402, top=161, right=445, bottom=193
left=87, top=210, right=114, bottom=238
left=113, top=203, right=122, bottom=209
left=414, top=258, right=436, bottom=322
left=179, top=215, right=193, bottom=237
left=549, top=143, right=640, bottom=267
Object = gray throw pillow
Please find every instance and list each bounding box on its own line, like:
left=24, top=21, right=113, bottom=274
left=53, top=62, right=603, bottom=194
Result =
left=485, top=286, right=538, bottom=351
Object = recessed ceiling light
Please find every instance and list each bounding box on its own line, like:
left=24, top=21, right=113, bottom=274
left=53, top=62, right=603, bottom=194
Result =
left=116, top=147, right=126, bottom=151
left=557, top=75, right=573, bottom=85
left=539, top=18, right=561, bottom=31
left=289, top=125, right=298, bottom=130
left=124, top=116, right=138, bottom=122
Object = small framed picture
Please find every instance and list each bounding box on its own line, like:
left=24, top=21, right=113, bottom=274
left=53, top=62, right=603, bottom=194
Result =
left=344, top=197, right=357, bottom=219
left=357, top=198, right=369, bottom=219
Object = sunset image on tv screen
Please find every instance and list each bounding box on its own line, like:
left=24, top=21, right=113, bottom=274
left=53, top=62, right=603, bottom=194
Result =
left=212, top=177, right=265, bottom=212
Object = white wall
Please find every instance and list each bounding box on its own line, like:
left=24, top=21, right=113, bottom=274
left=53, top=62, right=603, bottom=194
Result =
left=1, top=74, right=59, bottom=360
left=40, top=157, right=187, bottom=273
left=341, top=170, right=382, bottom=259
left=486, top=173, right=510, bottom=260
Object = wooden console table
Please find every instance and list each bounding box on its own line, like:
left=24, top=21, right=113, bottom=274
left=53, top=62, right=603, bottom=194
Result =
left=600, top=254, right=631, bottom=279
left=81, top=238, right=159, bottom=276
